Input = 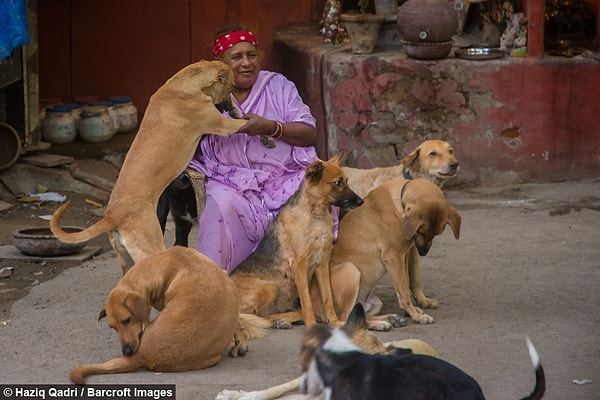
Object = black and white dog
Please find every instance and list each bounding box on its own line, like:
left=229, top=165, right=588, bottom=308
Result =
left=157, top=172, right=197, bottom=247
left=300, top=324, right=545, bottom=400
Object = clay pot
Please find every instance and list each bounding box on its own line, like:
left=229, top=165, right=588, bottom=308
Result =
left=397, top=0, right=458, bottom=59
left=340, top=13, right=387, bottom=54
left=397, top=0, right=458, bottom=42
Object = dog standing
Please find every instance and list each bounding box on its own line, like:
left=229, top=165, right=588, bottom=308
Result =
left=324, top=179, right=461, bottom=328
left=51, top=60, right=247, bottom=274
left=157, top=172, right=197, bottom=247
left=216, top=303, right=438, bottom=400
left=229, top=153, right=363, bottom=331
left=300, top=324, right=545, bottom=400
left=70, top=246, right=270, bottom=384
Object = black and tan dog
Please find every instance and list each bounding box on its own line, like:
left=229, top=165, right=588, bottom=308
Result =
left=229, top=153, right=363, bottom=331
left=300, top=323, right=545, bottom=400
left=319, top=178, right=461, bottom=329
left=51, top=60, right=247, bottom=274
left=217, top=303, right=438, bottom=400
left=69, top=246, right=270, bottom=384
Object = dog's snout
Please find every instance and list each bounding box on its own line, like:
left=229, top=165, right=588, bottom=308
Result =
left=122, top=343, right=138, bottom=356
left=336, top=192, right=363, bottom=210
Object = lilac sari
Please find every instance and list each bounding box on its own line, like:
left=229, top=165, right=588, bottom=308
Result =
left=188, top=71, right=319, bottom=273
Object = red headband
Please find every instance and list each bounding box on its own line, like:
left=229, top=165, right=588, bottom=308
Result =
left=212, top=31, right=259, bottom=58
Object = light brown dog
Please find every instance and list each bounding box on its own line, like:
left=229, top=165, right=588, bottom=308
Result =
left=69, top=246, right=270, bottom=384
left=342, top=139, right=460, bottom=198
left=229, top=153, right=363, bottom=330
left=328, top=179, right=461, bottom=328
left=216, top=303, right=437, bottom=400
left=51, top=60, right=247, bottom=274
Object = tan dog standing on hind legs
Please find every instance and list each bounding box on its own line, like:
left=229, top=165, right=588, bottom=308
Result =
left=51, top=60, right=247, bottom=274
left=229, top=153, right=363, bottom=331
left=70, top=246, right=270, bottom=384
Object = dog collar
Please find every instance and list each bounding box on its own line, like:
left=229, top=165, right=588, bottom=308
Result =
left=400, top=180, right=410, bottom=211
left=402, top=167, right=413, bottom=180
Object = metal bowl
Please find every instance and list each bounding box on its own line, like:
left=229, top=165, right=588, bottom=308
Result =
left=455, top=47, right=504, bottom=60
left=13, top=227, right=88, bottom=257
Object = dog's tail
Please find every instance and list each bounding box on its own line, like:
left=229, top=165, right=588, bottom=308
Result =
left=70, top=356, right=141, bottom=385
left=50, top=202, right=112, bottom=243
left=520, top=337, right=545, bottom=400
left=238, top=313, right=271, bottom=340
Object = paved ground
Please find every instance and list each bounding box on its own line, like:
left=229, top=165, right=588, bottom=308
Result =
left=0, top=178, right=599, bottom=400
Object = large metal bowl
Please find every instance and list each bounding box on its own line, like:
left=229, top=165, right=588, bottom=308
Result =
left=13, top=227, right=88, bottom=257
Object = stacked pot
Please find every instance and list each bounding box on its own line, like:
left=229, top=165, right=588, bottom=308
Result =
left=397, top=0, right=459, bottom=59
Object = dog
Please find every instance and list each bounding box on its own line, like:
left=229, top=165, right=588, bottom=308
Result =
left=323, top=178, right=461, bottom=329
left=157, top=172, right=197, bottom=247
left=229, top=153, right=363, bottom=331
left=216, top=303, right=438, bottom=400
left=51, top=60, right=248, bottom=274
left=342, top=139, right=460, bottom=198
left=69, top=246, right=270, bottom=384
left=300, top=323, right=545, bottom=400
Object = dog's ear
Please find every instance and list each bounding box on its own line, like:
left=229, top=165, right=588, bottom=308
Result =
left=345, top=303, right=368, bottom=332
left=446, top=205, right=461, bottom=240
left=305, top=160, right=325, bottom=183
left=402, top=207, right=422, bottom=240
left=329, top=151, right=345, bottom=166
left=400, top=147, right=421, bottom=170
left=98, top=307, right=107, bottom=321
left=124, top=293, right=150, bottom=323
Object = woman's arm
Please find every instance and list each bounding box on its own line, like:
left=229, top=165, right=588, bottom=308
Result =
left=239, top=113, right=316, bottom=147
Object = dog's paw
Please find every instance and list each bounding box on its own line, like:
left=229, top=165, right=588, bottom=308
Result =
left=228, top=341, right=249, bottom=358
left=260, top=135, right=276, bottom=148
left=416, top=297, right=439, bottom=309
left=390, top=314, right=408, bottom=328
left=271, top=319, right=293, bottom=329
left=413, top=313, right=434, bottom=324
left=368, top=320, right=392, bottom=331
left=215, top=390, right=247, bottom=400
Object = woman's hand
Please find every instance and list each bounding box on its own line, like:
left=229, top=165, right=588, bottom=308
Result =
left=238, top=113, right=316, bottom=147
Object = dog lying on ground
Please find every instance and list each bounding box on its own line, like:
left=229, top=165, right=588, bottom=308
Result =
left=51, top=60, right=247, bottom=274
left=216, top=303, right=438, bottom=400
left=321, top=179, right=461, bottom=329
left=157, top=172, right=197, bottom=247
left=342, top=139, right=460, bottom=198
left=70, top=246, right=270, bottom=384
left=301, top=323, right=545, bottom=400
left=229, top=153, right=363, bottom=332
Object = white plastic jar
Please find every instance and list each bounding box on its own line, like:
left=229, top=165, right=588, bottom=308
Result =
left=60, top=103, right=82, bottom=132
left=91, top=100, right=119, bottom=134
left=108, top=95, right=138, bottom=133
left=42, top=105, right=77, bottom=144
left=79, top=106, right=115, bottom=143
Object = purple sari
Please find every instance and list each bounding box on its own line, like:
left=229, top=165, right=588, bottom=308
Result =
left=188, top=71, right=319, bottom=273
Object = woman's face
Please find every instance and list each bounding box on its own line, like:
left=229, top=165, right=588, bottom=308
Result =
left=221, top=41, right=261, bottom=91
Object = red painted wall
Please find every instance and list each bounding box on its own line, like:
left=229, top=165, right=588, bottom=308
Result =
left=37, top=0, right=326, bottom=116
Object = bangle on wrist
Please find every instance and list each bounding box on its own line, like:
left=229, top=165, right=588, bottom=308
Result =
left=271, top=121, right=283, bottom=139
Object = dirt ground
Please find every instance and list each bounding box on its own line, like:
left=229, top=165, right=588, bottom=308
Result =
left=0, top=179, right=599, bottom=400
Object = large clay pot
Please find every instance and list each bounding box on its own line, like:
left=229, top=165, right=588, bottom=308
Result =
left=340, top=13, right=387, bottom=54
left=397, top=0, right=458, bottom=59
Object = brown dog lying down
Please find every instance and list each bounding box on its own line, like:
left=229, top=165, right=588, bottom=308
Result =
left=69, top=246, right=270, bottom=384
left=51, top=60, right=247, bottom=275
left=216, top=303, right=438, bottom=400
left=323, top=179, right=461, bottom=329
left=300, top=322, right=545, bottom=400
left=342, top=139, right=460, bottom=198
left=229, top=154, right=363, bottom=330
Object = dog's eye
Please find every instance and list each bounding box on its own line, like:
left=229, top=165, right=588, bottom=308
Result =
left=333, top=179, right=344, bottom=187
left=121, top=318, right=131, bottom=327
left=429, top=151, right=438, bottom=157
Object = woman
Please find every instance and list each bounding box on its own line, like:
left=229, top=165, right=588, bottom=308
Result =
left=188, top=25, right=323, bottom=273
